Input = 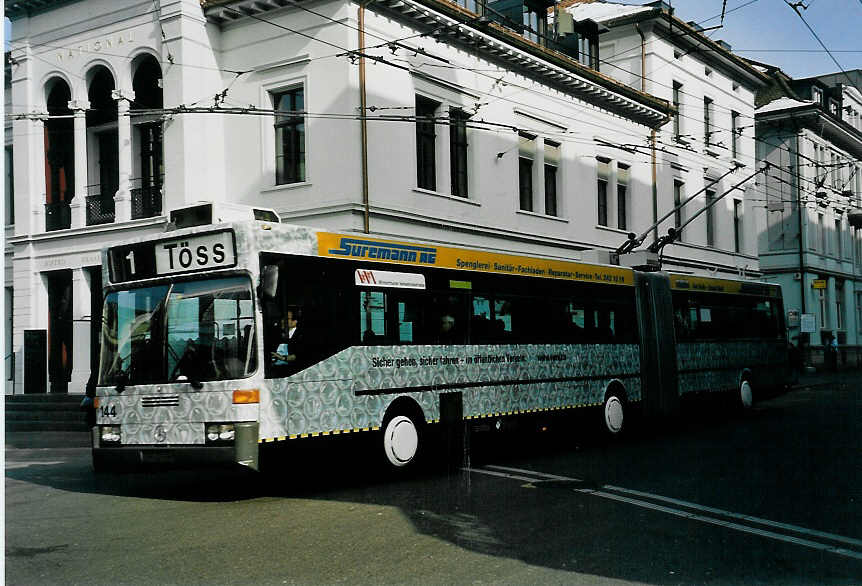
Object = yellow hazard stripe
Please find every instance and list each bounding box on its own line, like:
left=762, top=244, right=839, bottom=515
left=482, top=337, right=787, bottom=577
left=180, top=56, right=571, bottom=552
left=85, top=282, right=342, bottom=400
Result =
left=259, top=425, right=381, bottom=443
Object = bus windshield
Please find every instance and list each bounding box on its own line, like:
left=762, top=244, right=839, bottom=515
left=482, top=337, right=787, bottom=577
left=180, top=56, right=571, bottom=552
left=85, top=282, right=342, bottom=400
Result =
left=99, top=276, right=257, bottom=386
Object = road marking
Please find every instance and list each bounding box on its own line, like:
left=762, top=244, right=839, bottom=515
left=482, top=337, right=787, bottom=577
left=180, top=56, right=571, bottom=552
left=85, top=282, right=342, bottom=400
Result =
left=5, top=461, right=64, bottom=470
left=467, top=464, right=862, bottom=561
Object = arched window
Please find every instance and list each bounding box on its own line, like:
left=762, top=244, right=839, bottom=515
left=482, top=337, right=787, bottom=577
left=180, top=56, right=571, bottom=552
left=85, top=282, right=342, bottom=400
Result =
left=85, top=66, right=118, bottom=225
left=44, top=78, right=74, bottom=231
left=131, top=55, right=164, bottom=219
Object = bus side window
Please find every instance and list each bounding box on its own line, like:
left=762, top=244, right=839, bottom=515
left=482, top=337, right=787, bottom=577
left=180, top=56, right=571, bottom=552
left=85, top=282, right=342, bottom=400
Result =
left=360, top=291, right=387, bottom=344
left=396, top=298, right=421, bottom=343
left=471, top=296, right=492, bottom=343
left=493, top=298, right=513, bottom=342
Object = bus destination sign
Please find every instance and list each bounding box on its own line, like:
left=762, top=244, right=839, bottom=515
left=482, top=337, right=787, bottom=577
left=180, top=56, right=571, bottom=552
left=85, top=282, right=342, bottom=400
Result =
left=155, top=231, right=236, bottom=275
left=108, top=230, right=237, bottom=283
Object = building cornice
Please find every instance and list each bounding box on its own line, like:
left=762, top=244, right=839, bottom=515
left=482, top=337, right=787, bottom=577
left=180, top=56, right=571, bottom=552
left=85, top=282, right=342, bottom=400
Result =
left=202, top=0, right=672, bottom=128
left=5, top=0, right=82, bottom=19
left=597, top=7, right=768, bottom=90
left=756, top=104, right=862, bottom=159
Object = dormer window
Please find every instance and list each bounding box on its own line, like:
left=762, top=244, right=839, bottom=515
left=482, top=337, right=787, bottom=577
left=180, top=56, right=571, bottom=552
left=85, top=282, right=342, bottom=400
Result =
left=551, top=10, right=600, bottom=69
left=812, top=87, right=823, bottom=104
left=488, top=0, right=554, bottom=47
left=829, top=99, right=840, bottom=117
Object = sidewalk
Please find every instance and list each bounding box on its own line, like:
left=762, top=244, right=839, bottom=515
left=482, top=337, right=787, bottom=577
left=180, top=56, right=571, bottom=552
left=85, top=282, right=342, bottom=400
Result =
left=4, top=370, right=859, bottom=451
left=792, top=366, right=862, bottom=388
left=4, top=429, right=92, bottom=450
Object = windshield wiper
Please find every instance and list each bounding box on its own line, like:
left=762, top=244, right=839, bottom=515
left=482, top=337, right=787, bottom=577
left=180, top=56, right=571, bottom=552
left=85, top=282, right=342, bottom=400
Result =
left=174, top=374, right=204, bottom=390
left=169, top=342, right=204, bottom=389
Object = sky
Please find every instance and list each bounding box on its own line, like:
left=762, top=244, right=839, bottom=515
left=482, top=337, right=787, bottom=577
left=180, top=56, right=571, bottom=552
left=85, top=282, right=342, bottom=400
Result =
left=639, top=0, right=862, bottom=79
left=4, top=1, right=861, bottom=79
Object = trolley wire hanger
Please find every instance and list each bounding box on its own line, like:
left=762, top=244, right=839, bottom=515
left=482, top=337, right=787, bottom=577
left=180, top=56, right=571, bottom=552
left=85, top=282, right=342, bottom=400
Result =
left=616, top=162, right=741, bottom=257
left=647, top=162, right=772, bottom=259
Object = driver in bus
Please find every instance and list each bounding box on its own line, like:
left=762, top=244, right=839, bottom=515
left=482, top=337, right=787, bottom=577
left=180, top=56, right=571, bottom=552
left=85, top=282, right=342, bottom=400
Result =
left=271, top=308, right=302, bottom=367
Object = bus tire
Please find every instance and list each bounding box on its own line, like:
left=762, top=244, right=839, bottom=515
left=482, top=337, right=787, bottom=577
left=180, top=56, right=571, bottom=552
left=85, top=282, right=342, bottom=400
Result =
left=739, top=378, right=754, bottom=410
left=602, top=388, right=626, bottom=436
left=382, top=412, right=422, bottom=470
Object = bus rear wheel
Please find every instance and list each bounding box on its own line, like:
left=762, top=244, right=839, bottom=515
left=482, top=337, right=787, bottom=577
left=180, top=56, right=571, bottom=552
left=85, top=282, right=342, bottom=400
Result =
left=382, top=414, right=421, bottom=469
left=739, top=379, right=754, bottom=409
left=602, top=391, right=626, bottom=436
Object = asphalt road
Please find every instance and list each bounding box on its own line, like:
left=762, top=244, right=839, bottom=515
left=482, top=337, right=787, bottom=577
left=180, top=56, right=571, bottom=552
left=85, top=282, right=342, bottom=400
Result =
left=5, top=380, right=861, bottom=585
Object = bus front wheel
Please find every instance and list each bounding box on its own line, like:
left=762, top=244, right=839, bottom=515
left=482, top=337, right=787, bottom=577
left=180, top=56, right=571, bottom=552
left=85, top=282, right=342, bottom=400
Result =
left=382, top=414, right=421, bottom=469
left=739, top=379, right=754, bottom=409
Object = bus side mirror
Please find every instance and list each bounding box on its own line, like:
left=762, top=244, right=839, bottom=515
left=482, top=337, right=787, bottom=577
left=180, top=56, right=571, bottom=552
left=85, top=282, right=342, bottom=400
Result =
left=260, top=264, right=279, bottom=300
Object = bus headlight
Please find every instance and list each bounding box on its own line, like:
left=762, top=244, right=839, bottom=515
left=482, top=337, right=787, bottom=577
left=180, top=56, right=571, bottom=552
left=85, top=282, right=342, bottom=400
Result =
left=206, top=423, right=235, bottom=443
left=100, top=426, right=121, bottom=443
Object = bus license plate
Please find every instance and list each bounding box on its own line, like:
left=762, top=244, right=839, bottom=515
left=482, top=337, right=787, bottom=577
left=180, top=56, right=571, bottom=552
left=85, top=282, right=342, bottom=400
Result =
left=155, top=232, right=236, bottom=275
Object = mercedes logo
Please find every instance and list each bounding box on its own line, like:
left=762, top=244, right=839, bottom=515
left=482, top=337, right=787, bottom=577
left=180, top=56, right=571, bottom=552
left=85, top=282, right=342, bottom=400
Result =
left=153, top=425, right=167, bottom=443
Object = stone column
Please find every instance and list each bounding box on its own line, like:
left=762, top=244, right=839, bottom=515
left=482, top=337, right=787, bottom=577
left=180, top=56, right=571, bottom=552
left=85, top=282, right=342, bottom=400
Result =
left=69, top=268, right=92, bottom=394
left=112, top=89, right=135, bottom=222
left=28, top=115, right=47, bottom=234
left=68, top=100, right=90, bottom=228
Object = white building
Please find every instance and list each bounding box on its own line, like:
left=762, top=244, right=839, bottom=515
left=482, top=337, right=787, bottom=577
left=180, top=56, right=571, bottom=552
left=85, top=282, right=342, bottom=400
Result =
left=754, top=66, right=862, bottom=365
left=560, top=0, right=768, bottom=277
left=5, top=0, right=759, bottom=396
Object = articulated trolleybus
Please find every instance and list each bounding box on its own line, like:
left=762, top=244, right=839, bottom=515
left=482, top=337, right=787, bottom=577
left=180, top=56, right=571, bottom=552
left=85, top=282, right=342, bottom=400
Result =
left=93, top=205, right=789, bottom=471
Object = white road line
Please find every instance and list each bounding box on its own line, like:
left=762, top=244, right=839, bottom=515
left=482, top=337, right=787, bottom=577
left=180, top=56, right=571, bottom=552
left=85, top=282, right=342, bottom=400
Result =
left=465, top=465, right=862, bottom=561
left=461, top=467, right=544, bottom=483
left=602, top=484, right=862, bottom=550
left=5, top=461, right=64, bottom=469
left=485, top=464, right=582, bottom=482
left=579, top=488, right=862, bottom=561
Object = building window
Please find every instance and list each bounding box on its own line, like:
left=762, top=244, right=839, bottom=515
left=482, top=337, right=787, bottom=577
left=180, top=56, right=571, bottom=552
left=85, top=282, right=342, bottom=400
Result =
left=415, top=95, right=438, bottom=191
left=835, top=219, right=842, bottom=258
left=617, top=163, right=629, bottom=230
left=672, top=82, right=683, bottom=140
left=522, top=0, right=548, bottom=46
left=454, top=0, right=481, bottom=14
left=597, top=157, right=610, bottom=226
left=519, top=133, right=536, bottom=212
left=705, top=187, right=716, bottom=247
left=673, top=180, right=685, bottom=238
left=449, top=107, right=469, bottom=198
left=4, top=145, right=12, bottom=225
left=836, top=280, right=845, bottom=331
left=544, top=140, right=560, bottom=217
left=731, top=111, right=740, bottom=159
left=817, top=214, right=829, bottom=254
left=733, top=198, right=743, bottom=252
left=703, top=97, right=714, bottom=146
left=856, top=291, right=862, bottom=331
left=5, top=286, right=12, bottom=382
left=273, top=87, right=305, bottom=185
left=813, top=87, right=823, bottom=104
left=818, top=285, right=828, bottom=330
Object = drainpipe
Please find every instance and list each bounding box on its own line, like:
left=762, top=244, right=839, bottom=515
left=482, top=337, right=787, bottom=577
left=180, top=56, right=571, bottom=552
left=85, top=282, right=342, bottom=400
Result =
left=359, top=1, right=371, bottom=234
left=636, top=23, right=659, bottom=241
left=795, top=132, right=807, bottom=331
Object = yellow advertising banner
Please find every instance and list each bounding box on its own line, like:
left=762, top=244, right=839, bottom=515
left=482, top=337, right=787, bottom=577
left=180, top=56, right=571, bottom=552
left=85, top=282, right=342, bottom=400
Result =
left=317, top=232, right=633, bottom=286
left=670, top=274, right=781, bottom=298
left=812, top=279, right=827, bottom=290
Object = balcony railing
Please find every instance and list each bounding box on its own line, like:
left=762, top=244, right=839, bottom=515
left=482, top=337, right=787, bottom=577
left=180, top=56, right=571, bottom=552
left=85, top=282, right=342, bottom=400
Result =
left=86, top=184, right=116, bottom=226
left=45, top=201, right=71, bottom=231
left=131, top=176, right=163, bottom=220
